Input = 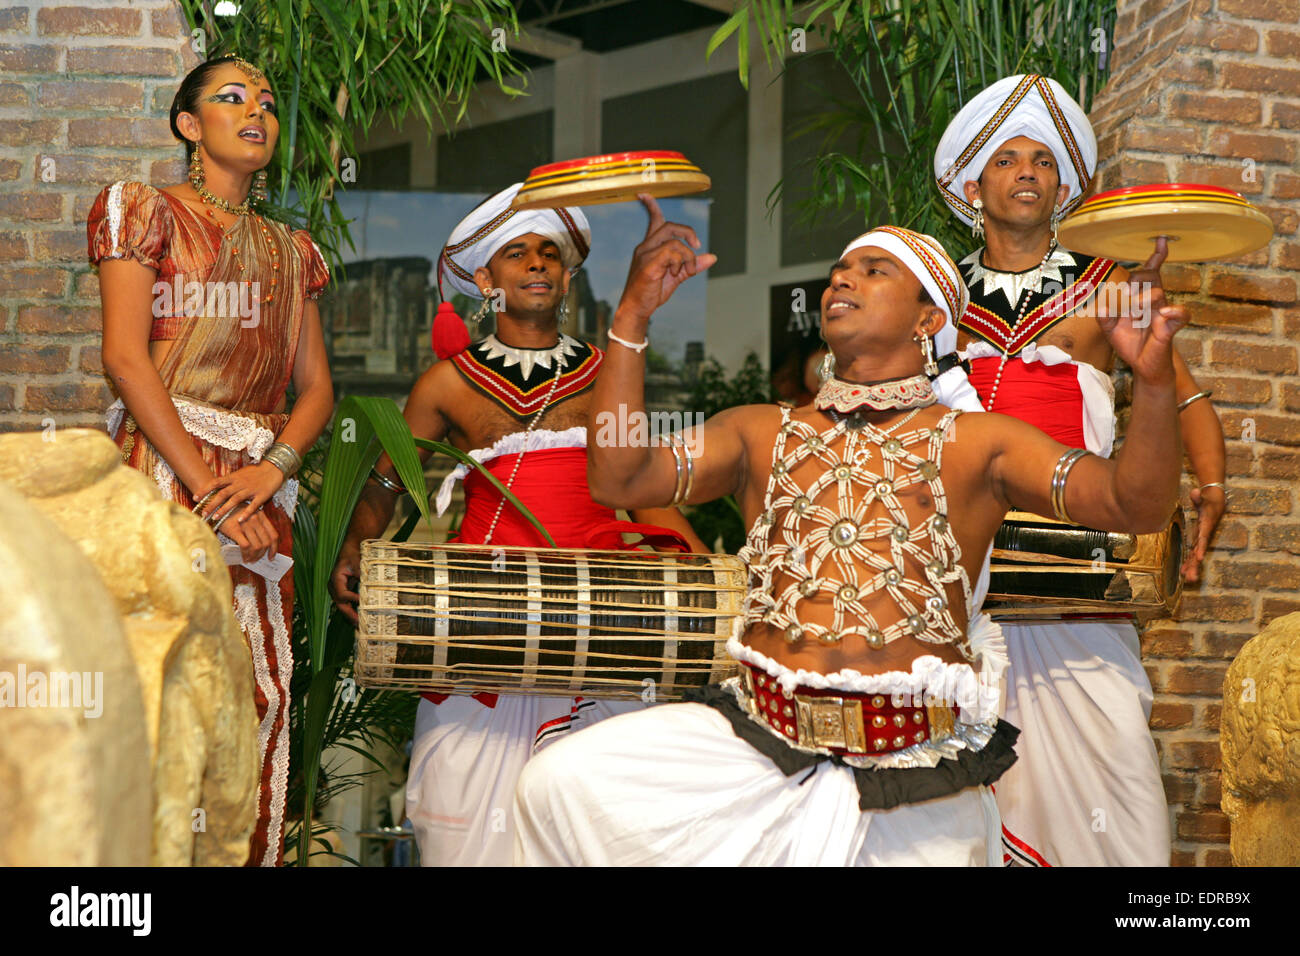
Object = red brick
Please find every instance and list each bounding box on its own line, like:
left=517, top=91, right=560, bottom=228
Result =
left=0, top=384, right=13, bottom=411
left=36, top=7, right=141, bottom=37
left=15, top=305, right=100, bottom=334
left=1276, top=240, right=1300, bottom=270
left=1209, top=519, right=1249, bottom=550
left=1218, top=0, right=1300, bottom=20
left=1210, top=340, right=1297, bottom=374
left=66, top=47, right=177, bottom=77
left=0, top=8, right=29, bottom=33
left=1118, top=157, right=1171, bottom=183
left=1124, top=124, right=1201, bottom=154
left=1176, top=807, right=1230, bottom=842
left=1170, top=849, right=1195, bottom=867
left=1183, top=301, right=1272, bottom=334
left=149, top=158, right=185, bottom=185
left=0, top=344, right=69, bottom=374
left=1259, top=204, right=1300, bottom=238
left=1201, top=631, right=1252, bottom=659
left=23, top=382, right=110, bottom=412
left=1261, top=597, right=1300, bottom=625
left=0, top=82, right=26, bottom=105
left=1176, top=593, right=1254, bottom=623
left=33, top=153, right=137, bottom=187
left=1142, top=627, right=1193, bottom=658
left=1221, top=445, right=1256, bottom=479
left=31, top=229, right=88, bottom=262
left=1169, top=741, right=1223, bottom=772
left=0, top=119, right=57, bottom=149
left=1175, top=159, right=1265, bottom=195
left=0, top=43, right=62, bottom=73
left=1202, top=848, right=1233, bottom=867
left=0, top=158, right=21, bottom=181
left=67, top=116, right=175, bottom=149
left=1166, top=54, right=1216, bottom=86
left=1265, top=28, right=1300, bottom=56
left=0, top=230, right=27, bottom=259
left=151, top=7, right=188, bottom=39
left=1162, top=661, right=1231, bottom=695
left=1223, top=485, right=1292, bottom=516
left=0, top=266, right=67, bottom=297
left=1161, top=263, right=1203, bottom=294
left=1169, top=92, right=1261, bottom=125
left=1207, top=130, right=1297, bottom=165
left=1149, top=700, right=1194, bottom=729
left=1222, top=62, right=1300, bottom=94
left=1189, top=20, right=1260, bottom=51
left=1221, top=410, right=1300, bottom=446
left=1198, top=374, right=1271, bottom=404
left=37, top=80, right=142, bottom=111
left=1213, top=558, right=1300, bottom=590
left=1256, top=524, right=1300, bottom=556
left=1201, top=704, right=1223, bottom=735
left=1260, top=449, right=1300, bottom=479
left=74, top=271, right=98, bottom=298
left=1162, top=772, right=1196, bottom=803
left=77, top=345, right=101, bottom=374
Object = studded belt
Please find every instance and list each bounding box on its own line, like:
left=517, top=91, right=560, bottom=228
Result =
left=736, top=664, right=957, bottom=757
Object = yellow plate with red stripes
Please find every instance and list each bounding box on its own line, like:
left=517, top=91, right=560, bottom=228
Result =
left=1057, top=183, right=1274, bottom=262
left=511, top=150, right=711, bottom=210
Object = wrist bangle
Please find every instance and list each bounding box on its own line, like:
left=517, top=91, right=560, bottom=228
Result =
left=1177, top=390, right=1212, bottom=412
left=369, top=466, right=405, bottom=494
left=263, top=441, right=302, bottom=476
left=1199, top=481, right=1226, bottom=493
left=608, top=330, right=649, bottom=353
left=191, top=488, right=218, bottom=515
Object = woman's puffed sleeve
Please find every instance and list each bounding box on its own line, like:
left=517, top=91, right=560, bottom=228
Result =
left=293, top=230, right=330, bottom=299
left=86, top=181, right=171, bottom=270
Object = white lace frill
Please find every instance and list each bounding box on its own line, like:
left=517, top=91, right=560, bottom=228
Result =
left=434, top=426, right=587, bottom=515
left=962, top=340, right=1116, bottom=456
left=726, top=610, right=1008, bottom=725
left=106, top=397, right=299, bottom=519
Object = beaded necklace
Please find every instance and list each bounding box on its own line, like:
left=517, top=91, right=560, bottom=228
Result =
left=199, top=198, right=281, bottom=305
left=978, top=239, right=1058, bottom=412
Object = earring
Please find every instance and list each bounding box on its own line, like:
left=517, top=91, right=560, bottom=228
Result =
left=557, top=293, right=569, bottom=327
left=817, top=350, right=836, bottom=384
left=188, top=143, right=204, bottom=191
left=915, top=333, right=939, bottom=378
left=252, top=169, right=269, bottom=205
left=1050, top=205, right=1061, bottom=244
left=971, top=198, right=985, bottom=239
left=469, top=289, right=493, bottom=336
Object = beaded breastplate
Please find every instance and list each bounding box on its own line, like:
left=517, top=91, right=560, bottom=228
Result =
left=739, top=405, right=974, bottom=661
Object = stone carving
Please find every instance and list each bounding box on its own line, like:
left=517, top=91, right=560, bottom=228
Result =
left=0, top=429, right=258, bottom=865
left=1221, top=611, right=1300, bottom=866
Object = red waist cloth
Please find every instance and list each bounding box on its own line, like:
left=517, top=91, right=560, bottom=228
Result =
left=969, top=355, right=1087, bottom=448
left=422, top=446, right=687, bottom=707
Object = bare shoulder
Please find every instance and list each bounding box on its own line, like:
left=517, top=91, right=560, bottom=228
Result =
left=405, top=359, right=464, bottom=426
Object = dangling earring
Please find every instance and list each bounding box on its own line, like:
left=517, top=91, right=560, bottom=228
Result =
left=915, top=333, right=939, bottom=378
left=469, top=288, right=494, bottom=336
left=188, top=142, right=205, bottom=191
left=817, top=349, right=836, bottom=384
left=252, top=169, right=269, bottom=205
left=557, top=292, right=569, bottom=327
left=971, top=198, right=985, bottom=239
left=1050, top=205, right=1062, bottom=244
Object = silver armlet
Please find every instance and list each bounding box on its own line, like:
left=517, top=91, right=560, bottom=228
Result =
left=369, top=466, right=405, bottom=494
left=1177, top=390, right=1212, bottom=412
left=1050, top=447, right=1091, bottom=524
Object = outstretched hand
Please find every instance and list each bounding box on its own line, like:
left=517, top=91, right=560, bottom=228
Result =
left=615, top=194, right=716, bottom=325
left=1096, top=238, right=1187, bottom=383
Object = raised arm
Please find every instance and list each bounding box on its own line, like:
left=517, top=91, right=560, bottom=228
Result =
left=588, top=195, right=747, bottom=511
left=994, top=241, right=1187, bottom=532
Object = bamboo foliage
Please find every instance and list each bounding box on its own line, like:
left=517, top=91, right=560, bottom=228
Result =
left=179, top=0, right=526, bottom=268
left=708, top=0, right=1116, bottom=255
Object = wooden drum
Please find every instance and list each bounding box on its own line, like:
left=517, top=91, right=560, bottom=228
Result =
left=984, top=509, right=1184, bottom=620
left=355, top=542, right=744, bottom=700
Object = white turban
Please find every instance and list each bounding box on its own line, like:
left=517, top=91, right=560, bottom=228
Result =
left=933, top=74, right=1097, bottom=228
left=838, top=226, right=982, bottom=412
left=437, top=183, right=592, bottom=300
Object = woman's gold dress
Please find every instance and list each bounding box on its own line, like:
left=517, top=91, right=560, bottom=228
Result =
left=88, top=180, right=329, bottom=866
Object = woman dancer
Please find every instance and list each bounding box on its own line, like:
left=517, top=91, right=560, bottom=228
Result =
left=87, top=55, right=334, bottom=865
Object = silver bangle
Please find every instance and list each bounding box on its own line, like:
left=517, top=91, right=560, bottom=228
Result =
left=1050, top=447, right=1091, bottom=524
left=608, top=329, right=649, bottom=353
left=1199, top=481, right=1226, bottom=494
left=369, top=466, right=405, bottom=494
left=263, top=441, right=302, bottom=476
left=191, top=488, right=218, bottom=515
left=678, top=434, right=695, bottom=504
left=667, top=435, right=687, bottom=506
left=1177, top=390, right=1212, bottom=412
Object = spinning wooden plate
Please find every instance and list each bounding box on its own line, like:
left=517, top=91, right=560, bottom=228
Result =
left=511, top=150, right=711, bottom=210
left=1057, top=183, right=1274, bottom=263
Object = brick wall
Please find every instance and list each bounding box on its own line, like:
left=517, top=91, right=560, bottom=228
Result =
left=1090, top=0, right=1300, bottom=866
left=0, top=2, right=196, bottom=432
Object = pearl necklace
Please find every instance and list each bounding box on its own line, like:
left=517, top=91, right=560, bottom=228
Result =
left=482, top=355, right=567, bottom=545
left=981, top=240, right=1058, bottom=412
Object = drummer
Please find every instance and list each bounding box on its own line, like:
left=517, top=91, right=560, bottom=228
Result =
left=511, top=206, right=1189, bottom=866
left=329, top=184, right=705, bottom=867
left=933, top=74, right=1228, bottom=866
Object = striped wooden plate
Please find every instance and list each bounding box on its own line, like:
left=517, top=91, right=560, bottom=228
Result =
left=511, top=150, right=711, bottom=210
left=1058, top=183, right=1274, bottom=262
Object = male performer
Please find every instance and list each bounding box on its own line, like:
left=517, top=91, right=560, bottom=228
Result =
left=511, top=203, right=1187, bottom=866
left=933, top=74, right=1228, bottom=866
left=329, top=184, right=703, bottom=866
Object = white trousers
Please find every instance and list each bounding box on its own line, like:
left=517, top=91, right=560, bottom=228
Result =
left=407, top=693, right=642, bottom=866
left=996, top=619, right=1170, bottom=866
left=514, top=701, right=1001, bottom=866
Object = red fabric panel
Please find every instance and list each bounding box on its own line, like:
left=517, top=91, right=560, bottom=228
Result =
left=968, top=355, right=1087, bottom=447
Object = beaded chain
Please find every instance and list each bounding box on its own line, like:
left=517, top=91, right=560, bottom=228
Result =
left=200, top=200, right=280, bottom=305
left=981, top=239, right=1058, bottom=412
left=482, top=352, right=567, bottom=545
left=738, top=404, right=974, bottom=661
